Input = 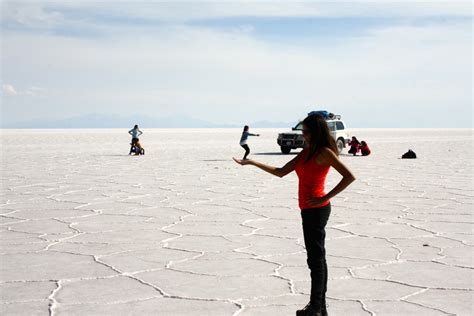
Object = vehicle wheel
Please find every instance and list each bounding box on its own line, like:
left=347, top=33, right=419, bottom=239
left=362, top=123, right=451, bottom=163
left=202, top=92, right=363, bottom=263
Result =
left=281, top=146, right=291, bottom=154
left=336, top=138, right=345, bottom=153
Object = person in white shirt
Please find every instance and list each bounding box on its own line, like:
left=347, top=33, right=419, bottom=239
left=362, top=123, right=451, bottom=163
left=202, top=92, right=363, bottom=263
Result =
left=239, top=125, right=259, bottom=160
left=128, top=124, right=143, bottom=155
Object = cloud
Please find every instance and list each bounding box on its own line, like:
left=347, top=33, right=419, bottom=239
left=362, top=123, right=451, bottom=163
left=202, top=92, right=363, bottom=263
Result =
left=2, top=2, right=64, bottom=29
left=1, top=84, right=46, bottom=97
left=2, top=1, right=471, bottom=33
left=2, top=84, right=18, bottom=96
left=24, top=86, right=46, bottom=96
left=1, top=1, right=471, bottom=127
left=3, top=19, right=471, bottom=122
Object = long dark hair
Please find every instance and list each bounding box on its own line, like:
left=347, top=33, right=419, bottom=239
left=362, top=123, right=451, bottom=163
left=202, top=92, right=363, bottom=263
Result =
left=351, top=136, right=360, bottom=144
left=302, top=114, right=338, bottom=162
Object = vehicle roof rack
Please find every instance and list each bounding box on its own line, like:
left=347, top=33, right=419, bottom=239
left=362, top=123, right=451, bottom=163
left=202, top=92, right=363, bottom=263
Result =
left=307, top=110, right=341, bottom=120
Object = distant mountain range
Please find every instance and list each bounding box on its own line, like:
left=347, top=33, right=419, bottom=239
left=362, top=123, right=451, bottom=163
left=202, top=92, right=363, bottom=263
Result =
left=3, top=114, right=297, bottom=129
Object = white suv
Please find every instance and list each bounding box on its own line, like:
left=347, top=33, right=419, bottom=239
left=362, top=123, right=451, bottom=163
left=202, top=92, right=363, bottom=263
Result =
left=277, top=113, right=350, bottom=154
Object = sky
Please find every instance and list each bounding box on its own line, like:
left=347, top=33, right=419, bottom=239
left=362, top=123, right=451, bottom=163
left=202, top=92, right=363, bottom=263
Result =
left=1, top=0, right=472, bottom=128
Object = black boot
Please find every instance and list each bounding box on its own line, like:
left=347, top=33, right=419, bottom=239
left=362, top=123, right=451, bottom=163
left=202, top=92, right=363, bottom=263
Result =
left=296, top=303, right=322, bottom=316
left=321, top=304, right=328, bottom=316
left=320, top=298, right=328, bottom=316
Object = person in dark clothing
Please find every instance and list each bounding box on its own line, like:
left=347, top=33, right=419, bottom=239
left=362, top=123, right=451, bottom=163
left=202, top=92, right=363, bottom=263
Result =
left=360, top=141, right=371, bottom=156
left=233, top=114, right=356, bottom=316
left=239, top=125, right=259, bottom=160
left=348, top=136, right=360, bottom=156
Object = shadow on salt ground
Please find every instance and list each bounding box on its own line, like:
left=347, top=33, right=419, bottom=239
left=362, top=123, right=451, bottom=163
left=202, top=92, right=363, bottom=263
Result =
left=339, top=153, right=364, bottom=157
left=97, top=154, right=137, bottom=157
left=202, top=159, right=232, bottom=162
left=254, top=152, right=299, bottom=156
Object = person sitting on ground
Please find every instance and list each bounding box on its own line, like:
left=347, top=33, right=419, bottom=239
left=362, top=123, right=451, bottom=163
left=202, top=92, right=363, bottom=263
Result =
left=239, top=125, right=260, bottom=160
left=348, top=136, right=360, bottom=156
left=128, top=124, right=143, bottom=155
left=360, top=141, right=371, bottom=156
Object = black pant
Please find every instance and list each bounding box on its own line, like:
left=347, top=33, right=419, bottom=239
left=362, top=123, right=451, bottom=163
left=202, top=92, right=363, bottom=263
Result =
left=130, top=138, right=140, bottom=154
left=241, top=144, right=250, bottom=159
left=348, top=146, right=357, bottom=155
left=301, top=204, right=331, bottom=309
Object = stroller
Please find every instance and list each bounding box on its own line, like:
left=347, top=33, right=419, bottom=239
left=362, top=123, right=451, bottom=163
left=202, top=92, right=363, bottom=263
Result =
left=129, top=139, right=145, bottom=155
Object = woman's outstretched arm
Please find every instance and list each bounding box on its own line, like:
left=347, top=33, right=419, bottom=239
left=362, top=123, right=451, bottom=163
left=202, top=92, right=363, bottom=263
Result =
left=233, top=154, right=299, bottom=178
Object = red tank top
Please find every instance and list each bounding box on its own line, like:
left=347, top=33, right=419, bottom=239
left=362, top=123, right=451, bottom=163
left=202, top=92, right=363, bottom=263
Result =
left=295, top=148, right=330, bottom=210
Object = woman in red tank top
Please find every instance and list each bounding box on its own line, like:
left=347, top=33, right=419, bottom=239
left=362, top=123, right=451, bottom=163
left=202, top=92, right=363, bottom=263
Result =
left=234, top=114, right=355, bottom=316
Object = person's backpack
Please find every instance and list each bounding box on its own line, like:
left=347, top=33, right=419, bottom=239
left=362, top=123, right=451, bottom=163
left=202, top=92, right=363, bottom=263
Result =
left=402, top=149, right=417, bottom=159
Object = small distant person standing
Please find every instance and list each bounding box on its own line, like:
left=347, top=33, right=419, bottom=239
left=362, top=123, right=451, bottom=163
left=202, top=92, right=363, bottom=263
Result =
left=128, top=124, right=143, bottom=155
left=239, top=125, right=259, bottom=160
left=348, top=136, right=360, bottom=156
left=360, top=141, right=371, bottom=156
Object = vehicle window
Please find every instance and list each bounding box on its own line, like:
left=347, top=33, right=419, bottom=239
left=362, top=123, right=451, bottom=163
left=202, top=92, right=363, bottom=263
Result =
left=336, top=122, right=345, bottom=130
left=293, top=122, right=303, bottom=130
left=327, top=122, right=336, bottom=131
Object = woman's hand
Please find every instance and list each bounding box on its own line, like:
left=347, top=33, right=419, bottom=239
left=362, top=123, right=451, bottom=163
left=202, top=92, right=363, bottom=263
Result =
left=233, top=154, right=299, bottom=178
left=233, top=157, right=254, bottom=166
left=308, top=196, right=329, bottom=207
left=317, top=147, right=356, bottom=201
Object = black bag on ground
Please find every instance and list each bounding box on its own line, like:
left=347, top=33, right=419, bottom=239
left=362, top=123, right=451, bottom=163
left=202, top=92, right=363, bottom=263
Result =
left=402, top=149, right=416, bottom=159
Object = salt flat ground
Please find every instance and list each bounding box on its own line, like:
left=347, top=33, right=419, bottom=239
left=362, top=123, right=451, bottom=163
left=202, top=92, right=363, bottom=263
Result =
left=0, top=128, right=473, bottom=316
